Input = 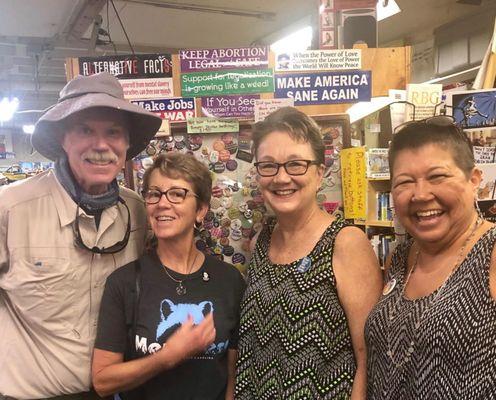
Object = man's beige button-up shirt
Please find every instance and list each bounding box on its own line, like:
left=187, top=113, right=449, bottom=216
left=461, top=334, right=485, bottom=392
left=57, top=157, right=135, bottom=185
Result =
left=0, top=170, right=146, bottom=399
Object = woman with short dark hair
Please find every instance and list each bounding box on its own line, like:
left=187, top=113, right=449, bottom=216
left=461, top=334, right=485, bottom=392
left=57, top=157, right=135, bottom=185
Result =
left=366, top=117, right=496, bottom=399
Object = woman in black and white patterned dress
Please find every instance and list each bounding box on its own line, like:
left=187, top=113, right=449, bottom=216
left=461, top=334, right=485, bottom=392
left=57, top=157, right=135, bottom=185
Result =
left=365, top=117, right=496, bottom=400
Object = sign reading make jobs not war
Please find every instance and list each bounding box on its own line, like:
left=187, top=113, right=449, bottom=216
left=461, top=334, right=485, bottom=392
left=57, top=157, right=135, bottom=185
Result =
left=181, top=69, right=274, bottom=97
left=131, top=98, right=195, bottom=122
left=180, top=47, right=269, bottom=72
left=78, top=54, right=174, bottom=100
left=275, top=71, right=371, bottom=105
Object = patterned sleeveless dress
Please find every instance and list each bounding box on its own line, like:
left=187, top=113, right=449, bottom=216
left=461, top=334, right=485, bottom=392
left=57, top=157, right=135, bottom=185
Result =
left=235, top=218, right=356, bottom=400
left=365, top=227, right=496, bottom=400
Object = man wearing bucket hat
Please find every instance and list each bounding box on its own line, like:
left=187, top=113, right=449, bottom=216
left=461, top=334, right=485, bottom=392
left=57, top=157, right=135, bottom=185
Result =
left=0, top=72, right=161, bottom=399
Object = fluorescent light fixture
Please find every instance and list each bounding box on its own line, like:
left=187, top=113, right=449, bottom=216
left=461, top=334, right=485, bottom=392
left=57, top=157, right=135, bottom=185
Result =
left=377, top=0, right=401, bottom=22
left=0, top=97, right=19, bottom=122
left=270, top=26, right=313, bottom=53
left=346, top=96, right=394, bottom=123
left=23, top=124, right=35, bottom=134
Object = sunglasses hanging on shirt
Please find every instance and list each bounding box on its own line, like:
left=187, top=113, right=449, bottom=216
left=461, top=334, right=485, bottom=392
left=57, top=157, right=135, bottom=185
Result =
left=73, top=197, right=131, bottom=254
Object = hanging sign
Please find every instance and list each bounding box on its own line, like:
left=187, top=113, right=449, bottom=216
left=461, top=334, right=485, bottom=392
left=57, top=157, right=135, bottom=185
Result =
left=180, top=47, right=269, bottom=72
left=131, top=98, right=195, bottom=122
left=201, top=95, right=259, bottom=119
left=181, top=69, right=274, bottom=97
left=341, top=147, right=366, bottom=219
left=254, top=98, right=294, bottom=122
left=78, top=54, right=174, bottom=100
left=187, top=117, right=239, bottom=134
left=274, top=70, right=371, bottom=105
left=474, top=146, right=496, bottom=164
left=275, top=49, right=361, bottom=72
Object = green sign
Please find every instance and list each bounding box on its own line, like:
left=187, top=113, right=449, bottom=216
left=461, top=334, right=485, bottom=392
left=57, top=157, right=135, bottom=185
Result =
left=181, top=68, right=274, bottom=97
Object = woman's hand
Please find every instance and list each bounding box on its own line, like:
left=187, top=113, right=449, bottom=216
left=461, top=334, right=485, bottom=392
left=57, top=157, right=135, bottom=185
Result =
left=92, top=313, right=216, bottom=397
left=158, top=312, right=216, bottom=368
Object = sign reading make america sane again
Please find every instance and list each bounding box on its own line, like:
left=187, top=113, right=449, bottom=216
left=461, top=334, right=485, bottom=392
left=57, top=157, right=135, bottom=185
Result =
left=274, top=70, right=371, bottom=105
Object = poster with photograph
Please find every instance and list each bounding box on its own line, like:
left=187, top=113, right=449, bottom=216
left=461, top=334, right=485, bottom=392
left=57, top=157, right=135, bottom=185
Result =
left=478, top=200, right=496, bottom=223
left=467, top=127, right=496, bottom=147
left=321, top=11, right=335, bottom=28
left=477, top=163, right=496, bottom=201
left=321, top=0, right=334, bottom=9
left=321, top=30, right=335, bottom=48
left=448, top=89, right=496, bottom=129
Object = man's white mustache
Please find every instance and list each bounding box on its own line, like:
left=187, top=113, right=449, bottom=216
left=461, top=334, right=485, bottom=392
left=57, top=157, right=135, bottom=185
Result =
left=82, top=150, right=118, bottom=163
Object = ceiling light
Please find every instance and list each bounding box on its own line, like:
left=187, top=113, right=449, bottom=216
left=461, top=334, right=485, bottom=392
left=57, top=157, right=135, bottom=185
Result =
left=377, top=0, right=401, bottom=22
left=23, top=124, right=35, bottom=134
left=0, top=97, right=19, bottom=122
left=271, top=26, right=313, bottom=54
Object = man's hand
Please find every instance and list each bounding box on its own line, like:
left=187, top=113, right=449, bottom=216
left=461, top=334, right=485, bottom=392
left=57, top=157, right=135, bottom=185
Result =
left=158, top=313, right=216, bottom=368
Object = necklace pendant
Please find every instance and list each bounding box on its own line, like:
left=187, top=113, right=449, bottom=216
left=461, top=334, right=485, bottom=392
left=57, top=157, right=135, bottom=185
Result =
left=203, top=271, right=210, bottom=282
left=382, top=278, right=397, bottom=296
left=176, top=282, right=187, bottom=296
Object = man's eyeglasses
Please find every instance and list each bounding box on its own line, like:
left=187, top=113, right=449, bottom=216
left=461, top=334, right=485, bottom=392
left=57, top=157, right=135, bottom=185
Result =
left=254, top=159, right=320, bottom=177
left=142, top=187, right=198, bottom=205
left=73, top=197, right=131, bottom=254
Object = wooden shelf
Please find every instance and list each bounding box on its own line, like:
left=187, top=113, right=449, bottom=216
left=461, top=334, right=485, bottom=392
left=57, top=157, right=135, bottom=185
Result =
left=366, top=220, right=394, bottom=227
left=367, top=177, right=390, bottom=181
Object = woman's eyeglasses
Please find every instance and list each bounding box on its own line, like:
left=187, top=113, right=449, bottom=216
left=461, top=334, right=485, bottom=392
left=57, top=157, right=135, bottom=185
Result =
left=73, top=197, right=131, bottom=254
left=254, top=159, right=320, bottom=177
left=142, top=187, right=198, bottom=204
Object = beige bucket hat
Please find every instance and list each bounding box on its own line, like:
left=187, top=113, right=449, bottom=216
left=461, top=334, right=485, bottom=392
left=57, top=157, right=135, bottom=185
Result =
left=31, top=72, right=162, bottom=160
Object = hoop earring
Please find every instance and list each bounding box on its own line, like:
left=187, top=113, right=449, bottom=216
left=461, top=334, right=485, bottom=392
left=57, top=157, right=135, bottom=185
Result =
left=194, top=220, right=205, bottom=235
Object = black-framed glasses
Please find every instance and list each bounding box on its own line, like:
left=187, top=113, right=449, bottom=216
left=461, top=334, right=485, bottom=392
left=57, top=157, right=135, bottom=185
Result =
left=73, top=197, right=131, bottom=254
left=254, top=159, right=320, bottom=177
left=142, top=187, right=198, bottom=204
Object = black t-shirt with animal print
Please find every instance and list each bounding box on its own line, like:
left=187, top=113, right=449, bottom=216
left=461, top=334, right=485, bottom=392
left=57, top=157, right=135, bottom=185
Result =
left=95, top=252, right=246, bottom=400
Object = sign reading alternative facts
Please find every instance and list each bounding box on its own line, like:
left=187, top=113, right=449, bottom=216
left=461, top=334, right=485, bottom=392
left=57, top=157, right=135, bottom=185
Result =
left=201, top=95, right=259, bottom=119
left=180, top=47, right=269, bottom=72
left=181, top=69, right=274, bottom=97
left=274, top=71, right=371, bottom=105
left=131, top=98, right=195, bottom=122
left=78, top=54, right=174, bottom=100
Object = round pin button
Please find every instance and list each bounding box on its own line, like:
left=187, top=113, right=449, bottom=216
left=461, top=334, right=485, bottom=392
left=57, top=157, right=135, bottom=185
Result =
left=213, top=140, right=225, bottom=151
left=213, top=161, right=225, bottom=173
left=219, top=150, right=231, bottom=162
left=209, top=150, right=219, bottom=163
left=232, top=253, right=246, bottom=265
left=230, top=229, right=242, bottom=241
left=226, top=159, right=238, bottom=171
left=221, top=133, right=234, bottom=144
left=223, top=245, right=234, bottom=256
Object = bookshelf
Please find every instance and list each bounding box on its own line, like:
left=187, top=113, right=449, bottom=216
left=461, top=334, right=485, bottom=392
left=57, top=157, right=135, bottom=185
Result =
left=341, top=146, right=398, bottom=267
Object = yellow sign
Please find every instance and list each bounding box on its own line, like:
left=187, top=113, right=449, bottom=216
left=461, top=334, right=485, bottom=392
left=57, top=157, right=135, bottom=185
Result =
left=341, top=147, right=366, bottom=219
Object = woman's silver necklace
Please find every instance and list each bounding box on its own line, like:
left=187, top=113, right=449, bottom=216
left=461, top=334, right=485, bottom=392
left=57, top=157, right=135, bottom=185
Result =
left=386, top=216, right=482, bottom=368
left=161, top=251, right=199, bottom=296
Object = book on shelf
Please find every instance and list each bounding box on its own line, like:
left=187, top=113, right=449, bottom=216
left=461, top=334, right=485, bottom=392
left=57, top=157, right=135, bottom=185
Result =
left=366, top=148, right=390, bottom=179
left=375, top=191, right=393, bottom=221
left=371, top=234, right=397, bottom=267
